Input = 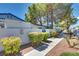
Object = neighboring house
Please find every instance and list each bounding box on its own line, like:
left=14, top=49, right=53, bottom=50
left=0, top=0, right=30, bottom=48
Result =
left=0, top=13, right=38, bottom=29
left=0, top=13, right=25, bottom=28
left=0, top=13, right=42, bottom=52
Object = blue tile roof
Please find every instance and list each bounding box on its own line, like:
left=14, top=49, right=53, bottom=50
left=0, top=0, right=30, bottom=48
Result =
left=0, top=13, right=25, bottom=22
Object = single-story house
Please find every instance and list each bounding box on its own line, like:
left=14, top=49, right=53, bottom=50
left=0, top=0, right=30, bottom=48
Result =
left=0, top=13, right=42, bottom=52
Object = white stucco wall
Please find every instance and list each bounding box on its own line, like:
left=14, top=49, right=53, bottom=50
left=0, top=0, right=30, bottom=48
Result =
left=0, top=19, right=32, bottom=52
left=0, top=19, right=51, bottom=52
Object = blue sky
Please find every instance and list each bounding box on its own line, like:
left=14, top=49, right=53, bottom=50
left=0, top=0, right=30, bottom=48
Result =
left=0, top=3, right=31, bottom=20
left=0, top=3, right=78, bottom=20
left=71, top=3, right=79, bottom=27
left=72, top=3, right=79, bottom=18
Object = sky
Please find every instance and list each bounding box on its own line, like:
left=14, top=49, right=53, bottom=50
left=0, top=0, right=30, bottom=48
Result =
left=0, top=3, right=31, bottom=20
left=0, top=3, right=78, bottom=21
left=72, top=3, right=79, bottom=18
left=71, top=3, right=79, bottom=27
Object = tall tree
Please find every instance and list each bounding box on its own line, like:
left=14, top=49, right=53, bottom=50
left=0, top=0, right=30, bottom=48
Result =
left=25, top=4, right=37, bottom=24
left=25, top=3, right=77, bottom=30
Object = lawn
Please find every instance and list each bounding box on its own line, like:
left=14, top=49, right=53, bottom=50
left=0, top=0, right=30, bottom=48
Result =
left=60, top=52, right=79, bottom=56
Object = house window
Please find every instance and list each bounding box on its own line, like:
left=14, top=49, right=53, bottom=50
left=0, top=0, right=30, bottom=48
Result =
left=7, top=15, right=9, bottom=18
left=0, top=21, right=5, bottom=28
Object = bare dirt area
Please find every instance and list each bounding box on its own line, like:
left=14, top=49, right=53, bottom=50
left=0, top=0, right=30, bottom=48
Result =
left=46, top=39, right=79, bottom=56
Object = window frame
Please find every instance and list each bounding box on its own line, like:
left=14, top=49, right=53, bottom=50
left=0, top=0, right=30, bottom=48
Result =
left=0, top=21, right=6, bottom=29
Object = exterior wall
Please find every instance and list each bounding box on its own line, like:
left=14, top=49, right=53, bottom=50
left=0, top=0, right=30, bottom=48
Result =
left=0, top=19, right=32, bottom=52
left=0, top=19, right=51, bottom=52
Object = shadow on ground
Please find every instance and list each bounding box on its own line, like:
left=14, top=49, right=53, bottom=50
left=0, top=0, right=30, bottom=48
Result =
left=33, top=40, right=52, bottom=51
left=35, top=43, right=49, bottom=51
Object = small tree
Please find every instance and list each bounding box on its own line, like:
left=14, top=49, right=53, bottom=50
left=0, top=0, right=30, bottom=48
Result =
left=58, top=4, right=78, bottom=47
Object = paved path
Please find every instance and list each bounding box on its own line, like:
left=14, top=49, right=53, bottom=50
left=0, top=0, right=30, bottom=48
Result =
left=24, top=38, right=63, bottom=56
left=46, top=39, right=79, bottom=56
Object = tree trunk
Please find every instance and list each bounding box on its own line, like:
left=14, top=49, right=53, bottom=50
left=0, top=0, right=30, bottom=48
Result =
left=47, top=13, right=49, bottom=28
left=50, top=10, right=53, bottom=29
left=39, top=11, right=42, bottom=26
left=37, top=11, right=43, bottom=26
left=65, top=19, right=73, bottom=47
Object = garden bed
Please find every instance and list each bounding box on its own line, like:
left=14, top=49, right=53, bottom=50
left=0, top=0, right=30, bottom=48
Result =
left=46, top=39, right=79, bottom=56
left=0, top=43, right=34, bottom=56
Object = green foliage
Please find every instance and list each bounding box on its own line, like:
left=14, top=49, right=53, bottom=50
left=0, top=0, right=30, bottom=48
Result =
left=60, top=52, right=79, bottom=56
left=25, top=4, right=37, bottom=24
left=28, top=32, right=49, bottom=46
left=28, top=32, right=44, bottom=46
left=42, top=32, right=49, bottom=41
left=25, top=3, right=74, bottom=29
left=0, top=37, right=21, bottom=56
left=50, top=30, right=59, bottom=38
left=59, top=4, right=78, bottom=31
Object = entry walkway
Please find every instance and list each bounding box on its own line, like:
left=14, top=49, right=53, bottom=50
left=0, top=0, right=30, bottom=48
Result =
left=24, top=38, right=63, bottom=56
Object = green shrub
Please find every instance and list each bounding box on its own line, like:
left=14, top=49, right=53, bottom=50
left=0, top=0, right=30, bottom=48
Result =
left=28, top=32, right=44, bottom=46
left=60, top=52, right=79, bottom=56
left=0, top=36, right=21, bottom=56
left=42, top=32, right=49, bottom=41
left=50, top=30, right=59, bottom=38
left=28, top=32, right=49, bottom=46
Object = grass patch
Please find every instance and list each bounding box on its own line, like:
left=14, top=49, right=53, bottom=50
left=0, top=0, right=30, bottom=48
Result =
left=60, top=52, right=79, bottom=56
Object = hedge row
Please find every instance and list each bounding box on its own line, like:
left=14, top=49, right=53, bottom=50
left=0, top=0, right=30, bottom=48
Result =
left=28, top=32, right=48, bottom=46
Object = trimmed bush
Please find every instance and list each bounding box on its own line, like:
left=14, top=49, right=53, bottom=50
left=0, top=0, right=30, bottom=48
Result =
left=50, top=30, right=59, bottom=38
left=28, top=32, right=44, bottom=46
left=42, top=32, right=49, bottom=41
left=28, top=32, right=49, bottom=46
left=0, top=36, right=21, bottom=56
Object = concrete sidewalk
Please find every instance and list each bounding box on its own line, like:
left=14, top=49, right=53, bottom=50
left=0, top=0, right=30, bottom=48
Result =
left=24, top=38, right=63, bottom=56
